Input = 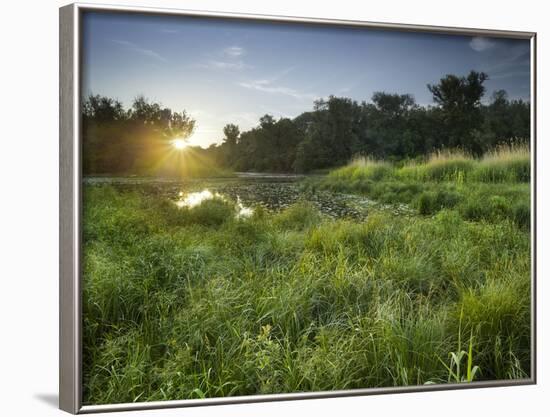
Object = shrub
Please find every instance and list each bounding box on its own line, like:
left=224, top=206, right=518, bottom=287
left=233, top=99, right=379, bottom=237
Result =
left=417, top=191, right=437, bottom=215
left=189, top=197, right=235, bottom=226
left=512, top=201, right=530, bottom=229
left=379, top=254, right=439, bottom=295
left=274, top=202, right=322, bottom=230
left=451, top=276, right=530, bottom=379
left=435, top=189, right=462, bottom=209
left=156, top=199, right=191, bottom=226
left=457, top=199, right=479, bottom=222
left=458, top=194, right=521, bottom=225
left=487, top=196, right=510, bottom=219
left=306, top=216, right=387, bottom=258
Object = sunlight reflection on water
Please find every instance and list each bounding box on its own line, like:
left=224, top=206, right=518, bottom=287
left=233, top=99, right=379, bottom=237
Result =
left=236, top=196, right=254, bottom=218
left=175, top=189, right=221, bottom=208
left=175, top=189, right=254, bottom=218
left=84, top=176, right=397, bottom=220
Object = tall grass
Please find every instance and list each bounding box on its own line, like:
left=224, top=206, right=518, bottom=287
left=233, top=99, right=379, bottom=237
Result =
left=329, top=157, right=394, bottom=182
left=82, top=186, right=531, bottom=404
left=325, top=145, right=530, bottom=185
left=471, top=144, right=531, bottom=183
left=316, top=145, right=531, bottom=228
left=399, top=149, right=474, bottom=182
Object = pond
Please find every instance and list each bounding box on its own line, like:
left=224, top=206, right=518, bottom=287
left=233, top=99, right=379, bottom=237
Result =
left=84, top=173, right=411, bottom=220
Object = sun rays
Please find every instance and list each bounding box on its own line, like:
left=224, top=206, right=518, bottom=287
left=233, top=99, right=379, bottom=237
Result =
left=172, top=138, right=188, bottom=150
left=143, top=137, right=224, bottom=178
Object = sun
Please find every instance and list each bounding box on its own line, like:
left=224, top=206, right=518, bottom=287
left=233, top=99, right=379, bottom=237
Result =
left=172, top=138, right=188, bottom=150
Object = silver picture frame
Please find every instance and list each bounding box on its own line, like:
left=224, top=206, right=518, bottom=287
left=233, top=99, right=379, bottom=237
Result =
left=59, top=2, right=537, bottom=414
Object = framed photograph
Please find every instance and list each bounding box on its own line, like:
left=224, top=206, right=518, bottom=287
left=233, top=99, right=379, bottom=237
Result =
left=59, top=2, right=536, bottom=413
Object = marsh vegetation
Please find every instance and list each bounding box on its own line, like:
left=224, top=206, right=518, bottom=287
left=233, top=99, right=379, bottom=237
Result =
left=82, top=145, right=530, bottom=404
left=81, top=69, right=531, bottom=405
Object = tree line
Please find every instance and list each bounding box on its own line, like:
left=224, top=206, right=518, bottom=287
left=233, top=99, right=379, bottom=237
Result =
left=82, top=70, right=530, bottom=175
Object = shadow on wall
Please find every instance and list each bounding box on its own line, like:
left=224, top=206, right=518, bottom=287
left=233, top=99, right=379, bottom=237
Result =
left=34, top=393, right=58, bottom=409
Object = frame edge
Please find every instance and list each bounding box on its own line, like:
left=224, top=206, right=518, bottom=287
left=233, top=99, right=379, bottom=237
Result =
left=60, top=3, right=80, bottom=414
left=72, top=2, right=535, bottom=39
left=530, top=32, right=537, bottom=385
left=62, top=3, right=536, bottom=413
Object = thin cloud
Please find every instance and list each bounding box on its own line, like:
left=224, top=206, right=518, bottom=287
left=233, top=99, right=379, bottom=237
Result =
left=160, top=28, right=180, bottom=34
left=470, top=37, right=496, bottom=52
left=111, top=39, right=167, bottom=62
left=198, top=60, right=252, bottom=71
left=224, top=112, right=261, bottom=127
left=483, top=45, right=530, bottom=80
left=489, top=70, right=531, bottom=80
left=238, top=79, right=317, bottom=101
left=237, top=67, right=316, bottom=101
left=194, top=46, right=252, bottom=71
left=257, top=67, right=295, bottom=85
left=192, top=46, right=249, bottom=71
left=223, top=46, right=245, bottom=57
left=485, top=49, right=530, bottom=73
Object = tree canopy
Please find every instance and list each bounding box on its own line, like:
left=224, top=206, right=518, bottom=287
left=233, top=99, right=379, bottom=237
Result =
left=82, top=71, right=530, bottom=176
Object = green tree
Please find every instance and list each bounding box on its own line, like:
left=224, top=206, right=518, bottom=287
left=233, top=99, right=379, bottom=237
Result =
left=427, top=71, right=488, bottom=154
left=82, top=95, right=195, bottom=175
left=481, top=90, right=530, bottom=147
left=130, top=95, right=195, bottom=140
left=83, top=94, right=126, bottom=122
left=223, top=124, right=240, bottom=147
left=367, top=92, right=419, bottom=158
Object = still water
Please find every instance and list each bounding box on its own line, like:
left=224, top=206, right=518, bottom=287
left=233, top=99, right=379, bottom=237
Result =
left=84, top=173, right=408, bottom=220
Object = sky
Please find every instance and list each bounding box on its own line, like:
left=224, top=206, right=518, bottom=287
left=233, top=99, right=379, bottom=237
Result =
left=82, top=12, right=531, bottom=148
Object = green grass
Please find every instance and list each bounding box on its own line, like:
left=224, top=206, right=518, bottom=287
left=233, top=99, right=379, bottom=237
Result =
left=82, top=182, right=531, bottom=405
left=398, top=150, right=475, bottom=182
left=327, top=145, right=530, bottom=184
left=316, top=145, right=531, bottom=229
left=470, top=145, right=531, bottom=183
left=329, top=157, right=395, bottom=182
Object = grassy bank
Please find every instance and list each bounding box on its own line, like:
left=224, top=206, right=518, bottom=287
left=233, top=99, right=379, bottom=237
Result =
left=82, top=183, right=531, bottom=404
left=311, top=145, right=530, bottom=228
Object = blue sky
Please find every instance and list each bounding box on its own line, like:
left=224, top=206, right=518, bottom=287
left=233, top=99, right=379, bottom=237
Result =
left=82, top=12, right=531, bottom=148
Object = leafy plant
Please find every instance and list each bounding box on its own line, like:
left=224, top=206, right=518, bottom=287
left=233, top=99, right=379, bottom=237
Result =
left=440, top=307, right=480, bottom=383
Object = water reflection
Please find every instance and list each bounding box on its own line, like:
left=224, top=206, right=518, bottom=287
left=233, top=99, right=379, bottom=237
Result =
left=236, top=196, right=254, bottom=218
left=175, top=189, right=254, bottom=218
left=85, top=176, right=392, bottom=220
left=175, top=189, right=222, bottom=208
